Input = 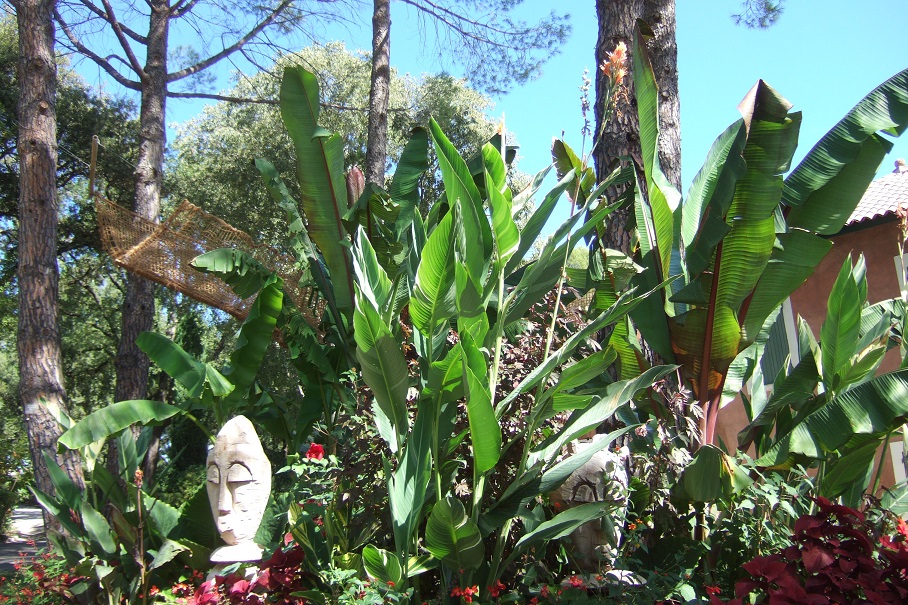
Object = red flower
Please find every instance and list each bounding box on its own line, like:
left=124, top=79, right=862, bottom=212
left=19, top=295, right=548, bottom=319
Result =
left=704, top=585, right=721, bottom=595
left=488, top=580, right=506, bottom=597
left=305, top=443, right=325, bottom=460
left=568, top=575, right=584, bottom=588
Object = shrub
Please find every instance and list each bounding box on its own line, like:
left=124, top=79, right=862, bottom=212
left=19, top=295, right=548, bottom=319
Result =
left=717, top=497, right=908, bottom=605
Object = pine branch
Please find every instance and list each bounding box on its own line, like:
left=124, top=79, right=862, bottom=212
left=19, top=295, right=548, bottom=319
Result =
left=54, top=8, right=142, bottom=90
left=166, top=0, right=293, bottom=83
left=98, top=0, right=146, bottom=77
left=71, top=0, right=146, bottom=43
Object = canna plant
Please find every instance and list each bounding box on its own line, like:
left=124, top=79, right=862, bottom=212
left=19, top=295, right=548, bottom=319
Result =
left=564, top=26, right=908, bottom=502
left=193, top=65, right=678, bottom=600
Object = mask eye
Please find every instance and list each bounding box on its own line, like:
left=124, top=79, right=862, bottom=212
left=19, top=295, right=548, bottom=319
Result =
left=227, top=463, right=253, bottom=484
left=207, top=465, right=220, bottom=484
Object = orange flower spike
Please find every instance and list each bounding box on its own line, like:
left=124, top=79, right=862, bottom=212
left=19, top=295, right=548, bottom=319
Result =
left=608, top=41, right=627, bottom=66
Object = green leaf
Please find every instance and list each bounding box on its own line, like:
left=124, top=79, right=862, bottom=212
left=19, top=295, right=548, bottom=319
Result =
left=41, top=451, right=82, bottom=511
left=254, top=158, right=344, bottom=332
left=59, top=400, right=181, bottom=450
left=352, top=228, right=395, bottom=319
left=224, top=282, right=282, bottom=405
left=483, top=146, right=519, bottom=269
left=362, top=545, right=404, bottom=588
left=280, top=67, right=355, bottom=316
left=784, top=68, right=908, bottom=233
left=513, top=501, right=612, bottom=553
left=486, top=426, right=635, bottom=525
left=144, top=494, right=181, bottom=539
left=820, top=256, right=863, bottom=391
left=682, top=120, right=747, bottom=275
left=819, top=440, right=879, bottom=501
left=389, top=127, right=430, bottom=238
left=191, top=248, right=273, bottom=301
left=429, top=118, right=492, bottom=277
left=633, top=28, right=681, bottom=281
left=149, top=539, right=190, bottom=571
left=137, top=332, right=233, bottom=399
left=82, top=502, right=117, bottom=557
left=504, top=197, right=621, bottom=326
left=461, top=333, right=501, bottom=474
left=881, top=482, right=908, bottom=515
left=387, top=409, right=432, bottom=554
left=30, top=485, right=82, bottom=538
left=741, top=230, right=833, bottom=345
left=353, top=293, right=409, bottom=452
left=424, top=497, right=484, bottom=571
left=499, top=278, right=677, bottom=413
left=679, top=445, right=751, bottom=503
left=410, top=209, right=456, bottom=339
left=529, top=366, right=677, bottom=467
left=505, top=168, right=572, bottom=277
left=757, top=369, right=908, bottom=468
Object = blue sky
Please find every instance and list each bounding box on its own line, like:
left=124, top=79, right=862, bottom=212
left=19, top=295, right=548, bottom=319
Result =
left=79, top=0, right=908, bottom=210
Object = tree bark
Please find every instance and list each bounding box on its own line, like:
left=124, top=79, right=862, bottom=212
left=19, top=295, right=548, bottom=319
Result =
left=365, top=0, right=391, bottom=185
left=16, top=0, right=84, bottom=529
left=110, top=0, right=169, bottom=476
left=113, top=0, right=169, bottom=406
left=594, top=0, right=680, bottom=254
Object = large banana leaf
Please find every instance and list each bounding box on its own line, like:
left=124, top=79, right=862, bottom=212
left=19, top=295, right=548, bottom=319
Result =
left=742, top=67, right=908, bottom=340
left=783, top=67, right=908, bottom=232
left=59, top=400, right=182, bottom=450
left=756, top=369, right=908, bottom=468
left=223, top=282, right=282, bottom=406
left=280, top=67, right=355, bottom=317
left=632, top=28, right=681, bottom=283
left=669, top=80, right=800, bottom=403
left=254, top=158, right=343, bottom=330
left=136, top=332, right=233, bottom=400
left=389, top=127, right=429, bottom=239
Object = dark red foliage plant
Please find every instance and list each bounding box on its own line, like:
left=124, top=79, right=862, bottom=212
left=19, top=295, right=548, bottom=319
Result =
left=189, top=546, right=319, bottom=605
left=715, top=497, right=908, bottom=605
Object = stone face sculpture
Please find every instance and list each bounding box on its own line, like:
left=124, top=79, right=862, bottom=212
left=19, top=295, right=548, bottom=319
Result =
left=206, top=415, right=271, bottom=563
left=550, top=436, right=629, bottom=570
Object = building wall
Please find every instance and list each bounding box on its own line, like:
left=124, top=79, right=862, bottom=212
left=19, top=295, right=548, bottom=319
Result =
left=715, top=218, right=905, bottom=487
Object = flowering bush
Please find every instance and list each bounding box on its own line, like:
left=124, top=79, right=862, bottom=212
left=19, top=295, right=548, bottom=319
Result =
left=716, top=497, right=908, bottom=605
left=0, top=547, right=75, bottom=605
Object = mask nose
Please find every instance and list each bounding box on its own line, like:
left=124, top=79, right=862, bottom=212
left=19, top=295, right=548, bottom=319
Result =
left=218, top=483, right=233, bottom=514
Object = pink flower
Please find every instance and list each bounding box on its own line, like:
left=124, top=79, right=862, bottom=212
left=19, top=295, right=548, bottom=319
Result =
left=305, top=443, right=325, bottom=460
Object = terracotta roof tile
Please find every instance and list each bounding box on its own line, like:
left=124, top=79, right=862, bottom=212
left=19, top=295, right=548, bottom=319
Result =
left=845, top=163, right=908, bottom=226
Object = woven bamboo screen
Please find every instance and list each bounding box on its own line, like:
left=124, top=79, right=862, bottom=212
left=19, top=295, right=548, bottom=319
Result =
left=96, top=195, right=322, bottom=328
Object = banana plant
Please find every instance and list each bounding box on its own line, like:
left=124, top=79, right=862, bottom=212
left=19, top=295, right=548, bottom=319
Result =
left=584, top=26, right=908, bottom=502
left=736, top=255, right=908, bottom=506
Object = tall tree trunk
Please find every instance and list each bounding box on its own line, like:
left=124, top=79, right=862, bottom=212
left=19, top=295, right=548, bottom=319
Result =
left=114, top=1, right=168, bottom=406
left=594, top=0, right=680, bottom=253
left=111, top=0, right=169, bottom=474
left=365, top=0, right=391, bottom=185
left=16, top=0, right=84, bottom=530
